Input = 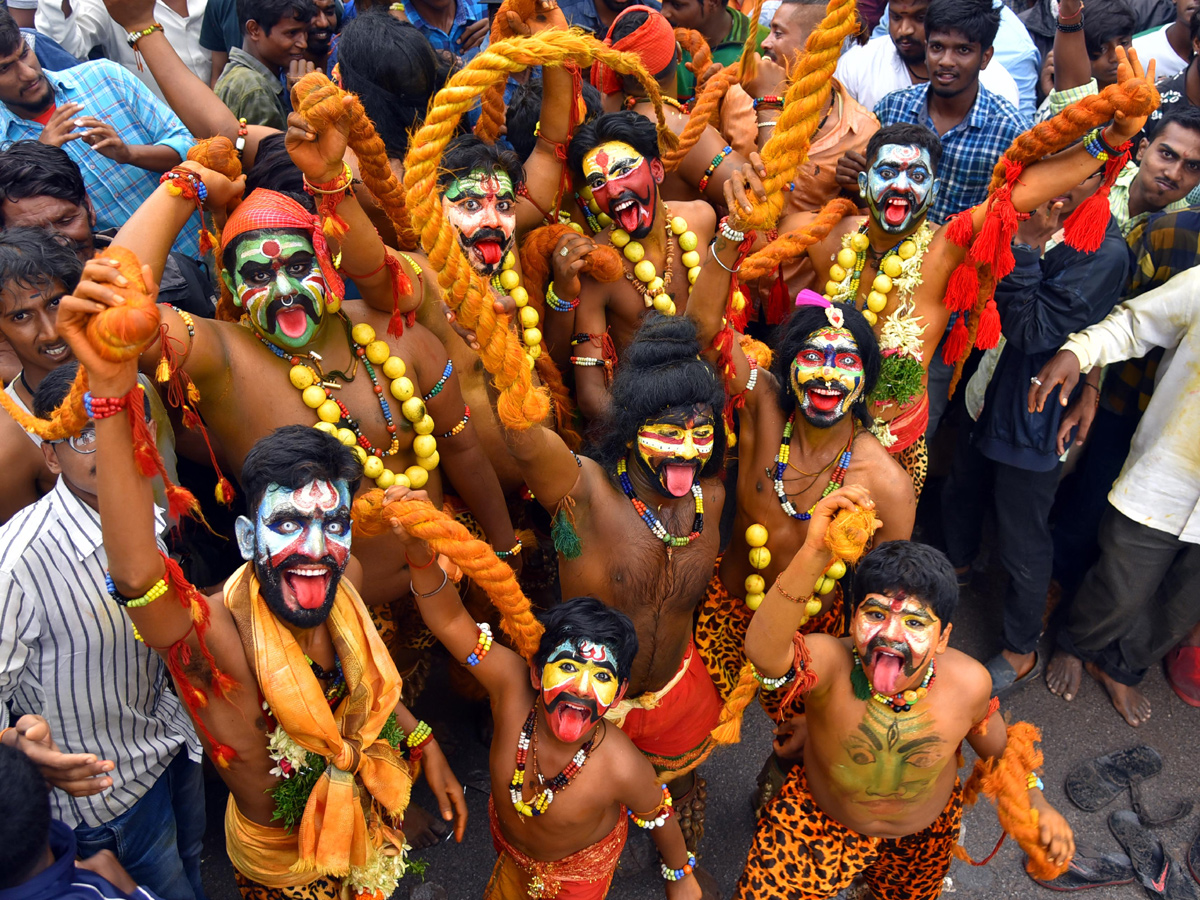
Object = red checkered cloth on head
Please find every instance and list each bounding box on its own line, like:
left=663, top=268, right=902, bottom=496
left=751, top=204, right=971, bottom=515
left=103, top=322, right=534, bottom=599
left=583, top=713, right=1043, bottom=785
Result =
left=591, top=6, right=677, bottom=95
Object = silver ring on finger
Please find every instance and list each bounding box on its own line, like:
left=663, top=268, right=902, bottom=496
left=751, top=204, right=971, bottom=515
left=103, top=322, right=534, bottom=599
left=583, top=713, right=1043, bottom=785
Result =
left=1030, top=377, right=1043, bottom=386
left=560, top=247, right=570, bottom=257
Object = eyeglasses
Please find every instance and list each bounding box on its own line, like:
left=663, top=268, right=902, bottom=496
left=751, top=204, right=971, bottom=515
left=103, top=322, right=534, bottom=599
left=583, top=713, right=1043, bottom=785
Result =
left=52, top=427, right=97, bottom=453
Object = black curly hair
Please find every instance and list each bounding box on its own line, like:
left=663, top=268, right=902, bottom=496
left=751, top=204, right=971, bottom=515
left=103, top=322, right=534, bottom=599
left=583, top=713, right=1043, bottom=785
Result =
left=534, top=596, right=639, bottom=685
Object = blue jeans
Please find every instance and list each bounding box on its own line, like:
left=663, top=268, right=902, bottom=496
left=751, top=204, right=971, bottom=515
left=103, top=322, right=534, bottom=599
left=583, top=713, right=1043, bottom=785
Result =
left=74, top=750, right=208, bottom=900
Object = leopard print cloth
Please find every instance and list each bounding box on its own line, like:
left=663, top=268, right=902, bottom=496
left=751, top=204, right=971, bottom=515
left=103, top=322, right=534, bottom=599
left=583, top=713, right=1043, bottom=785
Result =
left=893, top=434, right=928, bottom=500
left=734, top=768, right=963, bottom=900
left=233, top=872, right=340, bottom=899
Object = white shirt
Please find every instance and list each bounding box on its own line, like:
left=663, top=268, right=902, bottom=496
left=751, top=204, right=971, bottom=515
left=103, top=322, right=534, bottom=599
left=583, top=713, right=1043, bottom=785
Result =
left=835, top=33, right=1021, bottom=114
left=35, top=0, right=210, bottom=101
left=1062, top=266, right=1200, bottom=543
left=1132, top=24, right=1189, bottom=81
left=0, top=479, right=200, bottom=828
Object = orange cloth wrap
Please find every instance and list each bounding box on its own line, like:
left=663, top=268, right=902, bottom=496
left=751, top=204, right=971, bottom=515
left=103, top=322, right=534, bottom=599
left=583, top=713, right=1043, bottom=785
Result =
left=591, top=6, right=677, bottom=95
left=224, top=564, right=413, bottom=881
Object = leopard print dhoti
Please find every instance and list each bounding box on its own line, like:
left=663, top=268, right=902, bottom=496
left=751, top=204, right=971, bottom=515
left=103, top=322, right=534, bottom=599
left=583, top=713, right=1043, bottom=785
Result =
left=892, top=434, right=929, bottom=500
left=233, top=872, right=341, bottom=900
left=734, top=768, right=964, bottom=900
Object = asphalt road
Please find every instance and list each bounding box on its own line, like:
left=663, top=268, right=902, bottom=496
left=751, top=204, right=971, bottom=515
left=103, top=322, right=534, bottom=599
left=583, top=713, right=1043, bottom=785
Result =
left=198, top=490, right=1200, bottom=899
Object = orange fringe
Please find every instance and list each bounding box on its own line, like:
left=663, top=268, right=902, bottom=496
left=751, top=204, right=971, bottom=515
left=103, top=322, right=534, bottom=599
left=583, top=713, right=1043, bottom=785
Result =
left=825, top=504, right=881, bottom=565
left=954, top=722, right=1069, bottom=881
left=741, top=196, right=858, bottom=282
left=352, top=490, right=545, bottom=660
left=186, top=137, right=243, bottom=255
left=403, top=30, right=675, bottom=432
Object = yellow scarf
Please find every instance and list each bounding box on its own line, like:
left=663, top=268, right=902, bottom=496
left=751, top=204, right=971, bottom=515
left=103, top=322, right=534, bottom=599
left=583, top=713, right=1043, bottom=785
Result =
left=224, top=563, right=412, bottom=879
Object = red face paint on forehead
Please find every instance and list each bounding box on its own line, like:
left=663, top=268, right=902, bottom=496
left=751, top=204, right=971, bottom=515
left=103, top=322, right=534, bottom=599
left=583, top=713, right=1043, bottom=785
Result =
left=595, top=149, right=609, bottom=170
left=291, top=480, right=339, bottom=513
left=262, top=239, right=281, bottom=258
left=891, top=598, right=905, bottom=612
left=578, top=641, right=609, bottom=663
left=890, top=146, right=921, bottom=165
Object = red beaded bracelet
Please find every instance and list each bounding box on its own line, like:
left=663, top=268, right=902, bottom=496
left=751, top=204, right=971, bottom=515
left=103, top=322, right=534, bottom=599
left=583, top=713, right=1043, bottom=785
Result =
left=84, top=391, right=131, bottom=420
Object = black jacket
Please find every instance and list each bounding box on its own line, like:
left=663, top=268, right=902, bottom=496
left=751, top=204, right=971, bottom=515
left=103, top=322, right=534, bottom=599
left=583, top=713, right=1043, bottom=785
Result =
left=973, top=217, right=1129, bottom=471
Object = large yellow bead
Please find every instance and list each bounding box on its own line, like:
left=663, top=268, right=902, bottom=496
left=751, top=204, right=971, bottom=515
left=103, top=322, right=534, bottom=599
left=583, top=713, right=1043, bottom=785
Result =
left=681, top=250, right=701, bottom=269
left=503, top=251, right=516, bottom=271
left=518, top=307, right=539, bottom=328
left=745, top=523, right=769, bottom=547
left=351, top=323, right=376, bottom=346
left=624, top=242, right=645, bottom=263
left=866, top=291, right=888, bottom=313
left=829, top=264, right=847, bottom=283
left=596, top=212, right=612, bottom=227
left=401, top=397, right=426, bottom=422
left=413, top=434, right=437, bottom=458
left=523, top=327, right=542, bottom=346
left=382, top=357, right=405, bottom=380
left=363, top=455, right=385, bottom=479
left=375, top=468, right=396, bottom=489
left=745, top=574, right=766, bottom=594
left=289, top=365, right=315, bottom=390
left=406, top=465, right=429, bottom=489
left=679, top=231, right=698, bottom=252
left=688, top=266, right=701, bottom=285
left=568, top=222, right=584, bottom=234
left=826, top=559, right=847, bottom=580
left=366, top=340, right=390, bottom=365
left=825, top=281, right=843, bottom=297
left=499, top=269, right=520, bottom=291
left=390, top=376, right=414, bottom=401
left=744, top=592, right=765, bottom=611
left=417, top=450, right=440, bottom=471
left=351, top=445, right=367, bottom=465
left=510, top=286, right=529, bottom=307
left=670, top=216, right=687, bottom=235
left=897, top=240, right=917, bottom=260
left=850, top=232, right=870, bottom=252
left=749, top=546, right=772, bottom=569
left=816, top=575, right=835, bottom=595
left=313, top=421, right=337, bottom=435
left=881, top=255, right=903, bottom=278
left=610, top=229, right=630, bottom=248
left=528, top=344, right=542, bottom=359
left=391, top=471, right=411, bottom=489
left=317, top=399, right=341, bottom=424
left=647, top=276, right=664, bottom=293
left=837, top=247, right=857, bottom=268
left=872, top=274, right=893, bottom=294
left=805, top=598, right=823, bottom=618
left=302, top=385, right=326, bottom=408
left=336, top=427, right=357, bottom=446
left=634, top=260, right=656, bottom=283
left=413, top=415, right=435, bottom=435
left=325, top=296, right=341, bottom=314
left=862, top=309, right=878, bottom=326
left=664, top=301, right=677, bottom=316
left=653, top=293, right=673, bottom=312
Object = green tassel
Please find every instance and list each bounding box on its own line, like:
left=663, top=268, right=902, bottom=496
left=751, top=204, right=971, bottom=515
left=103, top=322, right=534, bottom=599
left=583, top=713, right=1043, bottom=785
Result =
left=850, top=654, right=873, bottom=701
left=552, top=508, right=582, bottom=559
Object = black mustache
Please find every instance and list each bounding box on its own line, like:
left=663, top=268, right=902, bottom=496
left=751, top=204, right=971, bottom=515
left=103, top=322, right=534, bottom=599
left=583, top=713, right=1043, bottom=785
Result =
left=544, top=691, right=601, bottom=719
left=464, top=227, right=508, bottom=247
left=868, top=636, right=916, bottom=675
left=265, top=291, right=319, bottom=334
left=879, top=188, right=916, bottom=206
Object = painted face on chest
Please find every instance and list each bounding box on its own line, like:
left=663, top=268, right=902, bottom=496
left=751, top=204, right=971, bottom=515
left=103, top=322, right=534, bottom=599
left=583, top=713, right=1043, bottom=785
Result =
left=790, top=326, right=865, bottom=428
left=860, top=144, right=937, bottom=235
left=582, top=140, right=662, bottom=239
left=237, top=479, right=353, bottom=627
left=635, top=403, right=716, bottom=498
left=853, top=592, right=942, bottom=696
left=540, top=639, right=624, bottom=743
left=233, top=231, right=328, bottom=351
left=442, top=167, right=517, bottom=276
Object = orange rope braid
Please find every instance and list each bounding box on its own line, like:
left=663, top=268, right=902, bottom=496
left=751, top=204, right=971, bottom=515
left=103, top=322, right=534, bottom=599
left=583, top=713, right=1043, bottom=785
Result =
left=187, top=136, right=243, bottom=180
left=736, top=0, right=766, bottom=83
left=475, top=0, right=536, bottom=143
left=734, top=0, right=857, bottom=233
left=352, top=491, right=545, bottom=660
left=675, top=28, right=712, bottom=83
left=710, top=662, right=759, bottom=745
left=741, top=196, right=858, bottom=281
left=292, top=72, right=417, bottom=250
left=0, top=360, right=89, bottom=441
left=954, top=722, right=1069, bottom=881
left=403, top=30, right=674, bottom=431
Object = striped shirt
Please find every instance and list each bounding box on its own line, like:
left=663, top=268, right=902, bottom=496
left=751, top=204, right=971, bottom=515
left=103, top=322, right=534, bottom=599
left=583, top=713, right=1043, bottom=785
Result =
left=0, top=478, right=200, bottom=828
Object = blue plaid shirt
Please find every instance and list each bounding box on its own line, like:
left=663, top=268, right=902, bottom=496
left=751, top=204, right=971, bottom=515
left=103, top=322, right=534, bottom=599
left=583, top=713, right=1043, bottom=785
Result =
left=558, top=0, right=661, bottom=37
left=873, top=83, right=1028, bottom=225
left=402, top=0, right=488, bottom=64
left=0, top=60, right=199, bottom=257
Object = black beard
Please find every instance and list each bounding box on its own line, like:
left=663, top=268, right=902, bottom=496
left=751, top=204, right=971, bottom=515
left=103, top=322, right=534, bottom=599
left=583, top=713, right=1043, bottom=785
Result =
left=459, top=227, right=512, bottom=276
left=264, top=291, right=320, bottom=335
left=635, top=450, right=698, bottom=498
left=867, top=636, right=919, bottom=678
left=796, top=380, right=852, bottom=429
left=895, top=42, right=925, bottom=65
left=255, top=553, right=343, bottom=628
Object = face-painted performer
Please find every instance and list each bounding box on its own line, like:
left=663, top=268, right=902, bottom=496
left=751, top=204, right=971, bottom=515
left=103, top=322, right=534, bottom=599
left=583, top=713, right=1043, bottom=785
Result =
left=789, top=323, right=867, bottom=429
left=581, top=139, right=665, bottom=239
left=859, top=143, right=938, bottom=236
left=536, top=636, right=628, bottom=742
left=635, top=403, right=717, bottom=497
left=437, top=136, right=524, bottom=278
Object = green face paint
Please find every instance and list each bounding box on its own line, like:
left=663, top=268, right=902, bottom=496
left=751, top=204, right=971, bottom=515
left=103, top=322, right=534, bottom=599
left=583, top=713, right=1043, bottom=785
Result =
left=442, top=167, right=517, bottom=276
left=232, top=231, right=327, bottom=350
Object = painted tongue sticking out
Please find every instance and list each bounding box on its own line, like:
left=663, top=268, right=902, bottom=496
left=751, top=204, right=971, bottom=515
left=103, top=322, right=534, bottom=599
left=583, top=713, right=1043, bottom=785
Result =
left=550, top=704, right=594, bottom=743
left=475, top=240, right=503, bottom=267
left=884, top=197, right=909, bottom=227
left=663, top=462, right=696, bottom=497
left=276, top=306, right=311, bottom=339
left=614, top=201, right=642, bottom=235
left=871, top=651, right=905, bottom=695
left=285, top=569, right=331, bottom=610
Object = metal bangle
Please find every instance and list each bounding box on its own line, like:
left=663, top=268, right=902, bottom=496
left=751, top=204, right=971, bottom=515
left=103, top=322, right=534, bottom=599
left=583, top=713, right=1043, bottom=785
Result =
left=708, top=238, right=741, bottom=273
left=412, top=567, right=449, bottom=598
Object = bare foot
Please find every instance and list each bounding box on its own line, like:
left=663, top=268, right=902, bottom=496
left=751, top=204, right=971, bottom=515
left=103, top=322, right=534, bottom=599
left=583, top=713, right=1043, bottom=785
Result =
left=1001, top=649, right=1036, bottom=680
left=403, top=802, right=450, bottom=849
left=1085, top=662, right=1152, bottom=726
left=1046, top=650, right=1083, bottom=701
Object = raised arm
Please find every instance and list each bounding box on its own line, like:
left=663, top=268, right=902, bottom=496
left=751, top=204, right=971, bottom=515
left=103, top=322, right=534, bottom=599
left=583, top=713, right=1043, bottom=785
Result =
left=503, top=415, right=589, bottom=515
left=1051, top=0, right=1091, bottom=93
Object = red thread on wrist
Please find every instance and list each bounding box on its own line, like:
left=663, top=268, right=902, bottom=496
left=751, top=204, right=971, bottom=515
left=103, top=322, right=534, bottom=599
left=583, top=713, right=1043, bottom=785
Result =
left=405, top=551, right=437, bottom=569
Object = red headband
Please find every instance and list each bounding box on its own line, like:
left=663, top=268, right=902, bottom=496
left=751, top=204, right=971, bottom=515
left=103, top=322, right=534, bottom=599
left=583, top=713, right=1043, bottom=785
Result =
left=591, top=6, right=677, bottom=96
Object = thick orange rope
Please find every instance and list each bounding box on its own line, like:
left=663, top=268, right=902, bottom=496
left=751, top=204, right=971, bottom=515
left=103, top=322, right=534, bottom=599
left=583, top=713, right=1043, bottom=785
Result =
left=403, top=30, right=674, bottom=431
left=475, top=0, right=536, bottom=143
left=741, top=196, right=858, bottom=281
left=954, top=722, right=1069, bottom=881
left=292, top=72, right=417, bottom=250
left=736, top=0, right=766, bottom=83
left=352, top=491, right=545, bottom=660
left=674, top=28, right=712, bottom=84
left=187, top=135, right=243, bottom=180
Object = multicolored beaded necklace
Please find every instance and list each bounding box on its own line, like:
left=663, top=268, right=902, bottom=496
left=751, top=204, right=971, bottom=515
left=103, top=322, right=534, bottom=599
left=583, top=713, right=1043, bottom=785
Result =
left=773, top=413, right=854, bottom=520
left=510, top=703, right=595, bottom=817
left=616, top=458, right=704, bottom=548
left=850, top=649, right=936, bottom=713
left=305, top=654, right=347, bottom=706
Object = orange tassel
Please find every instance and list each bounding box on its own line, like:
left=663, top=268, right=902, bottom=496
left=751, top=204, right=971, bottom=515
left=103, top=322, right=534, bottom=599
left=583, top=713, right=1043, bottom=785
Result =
left=942, top=315, right=970, bottom=364
left=215, top=475, right=236, bottom=506
left=975, top=299, right=1001, bottom=349
left=944, top=263, right=979, bottom=313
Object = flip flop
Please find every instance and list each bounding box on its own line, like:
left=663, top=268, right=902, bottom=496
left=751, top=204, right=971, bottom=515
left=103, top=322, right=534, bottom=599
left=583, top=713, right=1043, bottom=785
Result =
left=1165, top=646, right=1200, bottom=708
left=1066, top=746, right=1163, bottom=812
left=1031, top=844, right=1135, bottom=891
left=1109, top=810, right=1200, bottom=899
left=985, top=651, right=1042, bottom=700
left=1188, top=828, right=1200, bottom=887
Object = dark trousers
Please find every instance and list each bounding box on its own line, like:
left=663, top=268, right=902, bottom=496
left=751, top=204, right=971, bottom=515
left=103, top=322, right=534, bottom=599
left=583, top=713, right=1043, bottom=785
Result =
left=1057, top=506, right=1200, bottom=685
left=1051, top=406, right=1140, bottom=598
left=942, top=423, right=1063, bottom=655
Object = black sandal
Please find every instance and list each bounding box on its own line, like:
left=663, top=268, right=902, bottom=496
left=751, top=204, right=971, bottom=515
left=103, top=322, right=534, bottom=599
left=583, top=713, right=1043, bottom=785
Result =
left=1109, top=809, right=1200, bottom=899
left=1065, top=746, right=1163, bottom=812
left=1030, top=844, right=1135, bottom=892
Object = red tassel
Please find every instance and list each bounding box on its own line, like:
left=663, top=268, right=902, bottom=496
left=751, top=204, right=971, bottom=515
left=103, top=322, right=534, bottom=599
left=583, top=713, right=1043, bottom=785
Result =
left=214, top=475, right=236, bottom=506
left=766, top=266, right=789, bottom=325
left=383, top=253, right=415, bottom=338
left=1062, top=152, right=1124, bottom=253
left=970, top=198, right=1006, bottom=268
left=975, top=299, right=1001, bottom=349
left=942, top=315, right=971, bottom=364
left=945, top=209, right=975, bottom=247
left=712, top=326, right=735, bottom=384
left=166, top=483, right=200, bottom=522
left=943, top=264, right=979, bottom=313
